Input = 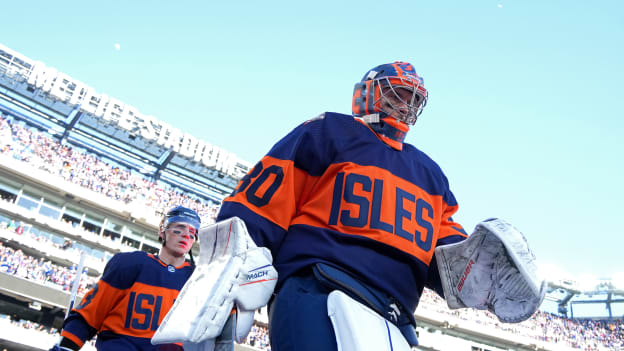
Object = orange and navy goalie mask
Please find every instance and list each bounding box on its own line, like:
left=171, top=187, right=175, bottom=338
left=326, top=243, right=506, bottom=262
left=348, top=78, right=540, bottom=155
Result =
left=352, top=61, right=428, bottom=149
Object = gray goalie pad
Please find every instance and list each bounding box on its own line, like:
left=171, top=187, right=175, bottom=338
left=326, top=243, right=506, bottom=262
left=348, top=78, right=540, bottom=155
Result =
left=435, top=218, right=546, bottom=323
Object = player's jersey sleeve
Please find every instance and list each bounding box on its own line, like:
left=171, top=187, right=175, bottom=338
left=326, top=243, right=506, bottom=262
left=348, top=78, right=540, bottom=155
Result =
left=218, top=115, right=336, bottom=255
left=425, top=182, right=468, bottom=297
left=438, top=185, right=468, bottom=245
left=61, top=252, right=139, bottom=348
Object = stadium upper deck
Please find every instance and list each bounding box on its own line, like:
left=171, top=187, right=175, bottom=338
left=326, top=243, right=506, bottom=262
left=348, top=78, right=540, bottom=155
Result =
left=0, top=43, right=250, bottom=204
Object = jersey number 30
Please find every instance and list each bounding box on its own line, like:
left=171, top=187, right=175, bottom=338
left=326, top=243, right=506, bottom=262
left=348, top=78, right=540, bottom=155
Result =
left=233, top=161, right=284, bottom=207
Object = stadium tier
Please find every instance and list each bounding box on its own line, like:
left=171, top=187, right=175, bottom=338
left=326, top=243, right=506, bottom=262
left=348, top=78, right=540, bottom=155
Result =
left=0, top=43, right=622, bottom=351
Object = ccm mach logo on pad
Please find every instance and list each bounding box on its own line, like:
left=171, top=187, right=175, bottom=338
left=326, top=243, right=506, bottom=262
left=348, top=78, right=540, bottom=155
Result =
left=241, top=265, right=276, bottom=286
left=247, top=270, right=269, bottom=281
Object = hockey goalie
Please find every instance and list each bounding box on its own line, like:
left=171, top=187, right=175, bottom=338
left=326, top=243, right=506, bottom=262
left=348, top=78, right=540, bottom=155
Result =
left=152, top=60, right=546, bottom=351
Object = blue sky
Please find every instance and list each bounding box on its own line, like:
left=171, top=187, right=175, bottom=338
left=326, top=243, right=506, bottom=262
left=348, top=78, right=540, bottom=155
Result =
left=2, top=1, right=623, bottom=282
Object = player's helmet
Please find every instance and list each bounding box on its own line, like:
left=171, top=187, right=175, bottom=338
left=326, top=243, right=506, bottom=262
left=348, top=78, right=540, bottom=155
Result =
left=160, top=206, right=201, bottom=240
left=352, top=61, right=428, bottom=125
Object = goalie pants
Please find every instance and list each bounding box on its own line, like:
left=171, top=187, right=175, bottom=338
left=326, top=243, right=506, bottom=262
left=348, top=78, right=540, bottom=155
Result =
left=268, top=273, right=338, bottom=351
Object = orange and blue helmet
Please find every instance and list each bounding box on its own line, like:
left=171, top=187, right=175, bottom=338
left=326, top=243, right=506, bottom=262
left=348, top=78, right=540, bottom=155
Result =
left=352, top=61, right=428, bottom=125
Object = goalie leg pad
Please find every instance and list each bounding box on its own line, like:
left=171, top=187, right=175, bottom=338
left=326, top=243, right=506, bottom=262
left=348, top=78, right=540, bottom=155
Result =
left=234, top=307, right=255, bottom=344
left=435, top=218, right=546, bottom=323
left=181, top=339, right=215, bottom=351
left=152, top=217, right=278, bottom=345
left=181, top=313, right=238, bottom=351
left=327, top=291, right=412, bottom=351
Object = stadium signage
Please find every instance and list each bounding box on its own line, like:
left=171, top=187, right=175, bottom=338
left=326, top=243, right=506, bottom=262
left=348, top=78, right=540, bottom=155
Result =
left=0, top=44, right=244, bottom=178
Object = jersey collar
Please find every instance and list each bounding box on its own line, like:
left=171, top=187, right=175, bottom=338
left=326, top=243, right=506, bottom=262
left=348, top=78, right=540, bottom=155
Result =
left=355, top=115, right=409, bottom=151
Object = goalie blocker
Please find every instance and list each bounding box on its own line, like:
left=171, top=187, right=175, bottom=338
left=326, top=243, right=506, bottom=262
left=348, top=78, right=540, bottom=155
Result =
left=151, top=217, right=278, bottom=350
left=435, top=218, right=546, bottom=323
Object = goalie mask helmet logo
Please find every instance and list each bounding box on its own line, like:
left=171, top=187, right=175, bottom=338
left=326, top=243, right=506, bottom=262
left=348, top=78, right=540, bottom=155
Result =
left=352, top=61, right=428, bottom=126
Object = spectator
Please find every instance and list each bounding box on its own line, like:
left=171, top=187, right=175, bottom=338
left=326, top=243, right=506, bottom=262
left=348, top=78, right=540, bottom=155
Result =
left=0, top=241, right=97, bottom=294
left=0, top=117, right=221, bottom=223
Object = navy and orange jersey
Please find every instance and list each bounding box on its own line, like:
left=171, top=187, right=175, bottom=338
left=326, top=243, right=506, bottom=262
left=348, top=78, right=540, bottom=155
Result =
left=217, top=112, right=468, bottom=314
left=60, top=251, right=194, bottom=351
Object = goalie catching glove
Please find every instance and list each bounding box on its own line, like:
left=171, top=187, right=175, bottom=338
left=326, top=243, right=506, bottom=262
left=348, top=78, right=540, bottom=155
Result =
left=151, top=217, right=278, bottom=347
left=435, top=218, right=546, bottom=323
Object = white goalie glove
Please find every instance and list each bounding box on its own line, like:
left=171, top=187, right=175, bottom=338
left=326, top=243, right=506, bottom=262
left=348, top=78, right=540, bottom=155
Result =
left=151, top=217, right=278, bottom=348
left=435, top=218, right=546, bottom=323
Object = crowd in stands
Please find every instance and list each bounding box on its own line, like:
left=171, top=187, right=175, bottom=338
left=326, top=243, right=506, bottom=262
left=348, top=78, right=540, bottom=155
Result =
left=0, top=115, right=221, bottom=223
left=1, top=114, right=623, bottom=350
left=1, top=313, right=59, bottom=336
left=0, top=241, right=96, bottom=295
left=243, top=324, right=271, bottom=350
left=0, top=213, right=113, bottom=271
left=418, top=289, right=624, bottom=350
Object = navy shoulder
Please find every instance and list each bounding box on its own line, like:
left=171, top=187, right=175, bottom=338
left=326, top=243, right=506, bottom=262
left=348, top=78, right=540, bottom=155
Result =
left=319, top=112, right=355, bottom=125
left=297, top=112, right=352, bottom=129
left=106, top=251, right=148, bottom=266
left=403, top=144, right=446, bottom=177
left=100, top=251, right=145, bottom=289
left=300, top=112, right=362, bottom=149
left=403, top=143, right=457, bottom=206
left=301, top=112, right=327, bottom=125
left=266, top=112, right=352, bottom=177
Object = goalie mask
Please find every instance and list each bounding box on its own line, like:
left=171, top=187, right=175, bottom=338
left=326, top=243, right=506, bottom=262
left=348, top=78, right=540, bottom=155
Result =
left=352, top=61, right=428, bottom=125
left=352, top=62, right=428, bottom=150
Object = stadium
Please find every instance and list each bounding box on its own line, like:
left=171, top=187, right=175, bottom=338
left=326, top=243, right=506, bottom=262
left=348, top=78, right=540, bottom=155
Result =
left=0, top=43, right=621, bottom=351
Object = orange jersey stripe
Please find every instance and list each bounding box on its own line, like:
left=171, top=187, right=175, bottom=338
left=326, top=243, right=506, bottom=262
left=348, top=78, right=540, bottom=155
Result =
left=74, top=280, right=123, bottom=330
left=223, top=156, right=317, bottom=231
left=290, top=162, right=448, bottom=263
left=61, top=330, right=85, bottom=348
left=224, top=156, right=465, bottom=265
left=76, top=279, right=182, bottom=339
left=99, top=282, right=181, bottom=338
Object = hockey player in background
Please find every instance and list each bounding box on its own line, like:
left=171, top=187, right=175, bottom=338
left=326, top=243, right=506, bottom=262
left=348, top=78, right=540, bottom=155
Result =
left=50, top=206, right=200, bottom=351
left=154, top=62, right=544, bottom=351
